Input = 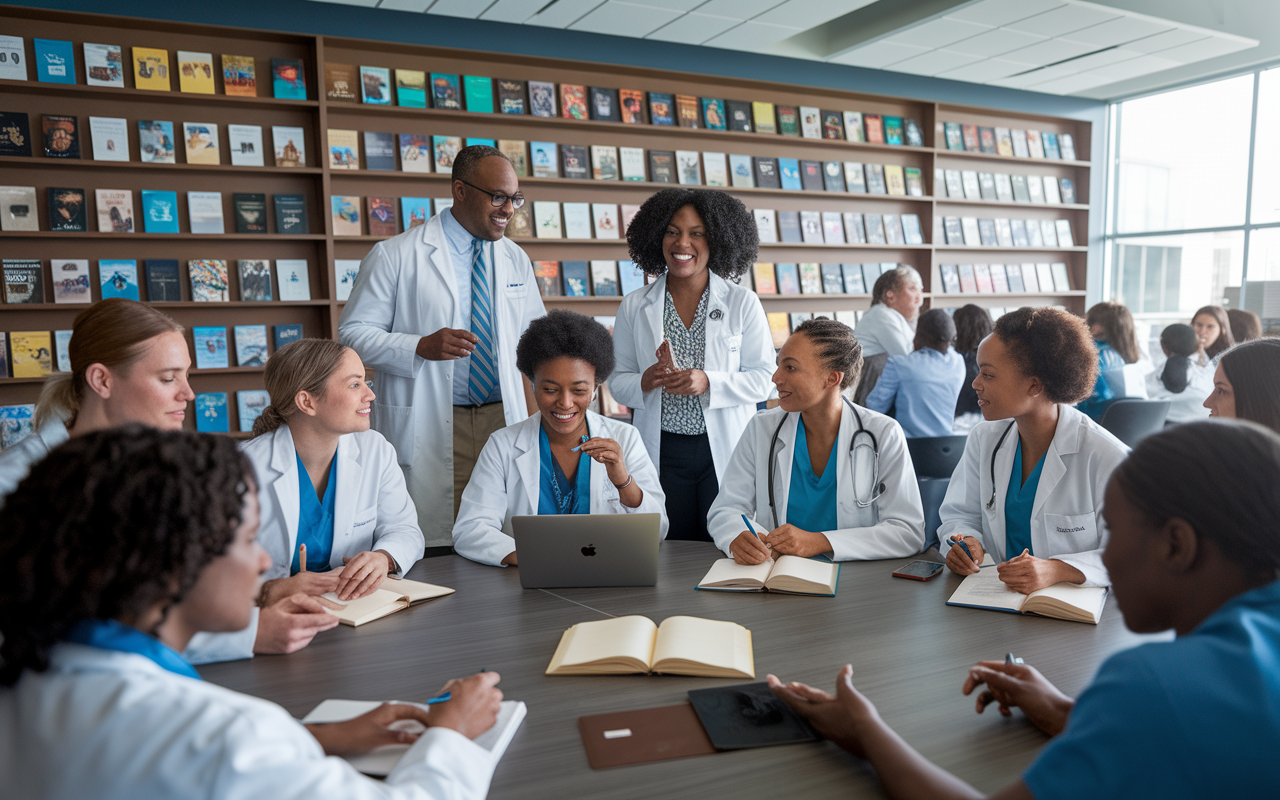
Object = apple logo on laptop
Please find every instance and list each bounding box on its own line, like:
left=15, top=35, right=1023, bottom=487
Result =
left=581, top=544, right=597, bottom=557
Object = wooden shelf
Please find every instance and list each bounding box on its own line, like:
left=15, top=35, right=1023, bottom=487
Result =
left=0, top=376, right=47, bottom=385
left=0, top=231, right=327, bottom=240
left=759, top=292, right=870, bottom=300
left=0, top=300, right=329, bottom=310
left=544, top=295, right=623, bottom=302
left=0, top=155, right=323, bottom=175
left=934, top=149, right=1091, bottom=169
left=932, top=245, right=1087, bottom=252
left=0, top=78, right=319, bottom=109
left=932, top=291, right=1087, bottom=299
left=933, top=197, right=1088, bottom=211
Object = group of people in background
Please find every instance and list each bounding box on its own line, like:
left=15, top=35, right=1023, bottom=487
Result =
left=2, top=144, right=1279, bottom=798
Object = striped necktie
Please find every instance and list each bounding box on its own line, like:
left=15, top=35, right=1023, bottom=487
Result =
left=468, top=237, right=498, bottom=405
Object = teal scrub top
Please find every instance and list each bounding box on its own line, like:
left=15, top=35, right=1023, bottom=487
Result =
left=538, top=425, right=591, bottom=515
left=65, top=618, right=201, bottom=680
left=786, top=417, right=839, bottom=534
left=1004, top=440, right=1045, bottom=558
left=291, top=452, right=336, bottom=574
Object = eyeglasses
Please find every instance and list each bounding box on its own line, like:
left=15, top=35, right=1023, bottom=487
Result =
left=459, top=179, right=526, bottom=209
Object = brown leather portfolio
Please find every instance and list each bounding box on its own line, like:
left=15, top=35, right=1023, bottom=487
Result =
left=579, top=703, right=717, bottom=769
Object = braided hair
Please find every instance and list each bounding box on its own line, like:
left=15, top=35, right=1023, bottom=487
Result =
left=0, top=426, right=254, bottom=685
left=793, top=317, right=863, bottom=389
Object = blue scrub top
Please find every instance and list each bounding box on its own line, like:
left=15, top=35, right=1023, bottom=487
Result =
left=65, top=618, right=201, bottom=680
left=1023, top=579, right=1280, bottom=799
left=291, top=452, right=336, bottom=574
left=538, top=425, right=591, bottom=515
left=1004, top=440, right=1044, bottom=558
left=786, top=417, right=839, bottom=534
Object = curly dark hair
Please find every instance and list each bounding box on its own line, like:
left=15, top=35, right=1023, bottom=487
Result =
left=625, top=188, right=758, bottom=280
left=916, top=308, right=956, bottom=353
left=993, top=306, right=1097, bottom=404
left=516, top=309, right=616, bottom=385
left=0, top=426, right=254, bottom=686
left=953, top=304, right=993, bottom=355
left=793, top=317, right=863, bottom=389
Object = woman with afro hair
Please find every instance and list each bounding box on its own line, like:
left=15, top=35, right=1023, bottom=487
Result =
left=611, top=188, right=774, bottom=541
left=452, top=310, right=666, bottom=566
left=938, top=307, right=1129, bottom=593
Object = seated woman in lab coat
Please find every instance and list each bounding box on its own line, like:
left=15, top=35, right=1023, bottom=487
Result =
left=1204, top=337, right=1280, bottom=433
left=244, top=338, right=426, bottom=606
left=453, top=310, right=666, bottom=566
left=0, top=426, right=504, bottom=800
left=940, top=307, right=1129, bottom=592
left=1146, top=324, right=1214, bottom=424
left=707, top=317, right=926, bottom=564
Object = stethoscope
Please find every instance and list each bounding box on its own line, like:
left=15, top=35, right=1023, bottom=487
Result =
left=986, top=421, right=1017, bottom=510
left=766, top=398, right=884, bottom=529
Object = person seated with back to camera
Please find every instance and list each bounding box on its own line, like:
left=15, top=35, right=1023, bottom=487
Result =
left=1146, top=323, right=1213, bottom=424
left=866, top=308, right=967, bottom=439
left=707, top=317, right=925, bottom=564
left=452, top=310, right=667, bottom=567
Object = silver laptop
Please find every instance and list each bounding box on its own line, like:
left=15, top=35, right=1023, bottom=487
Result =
left=511, top=513, right=661, bottom=588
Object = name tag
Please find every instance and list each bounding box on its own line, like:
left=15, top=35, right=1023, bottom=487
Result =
left=353, top=516, right=375, bottom=529
left=504, top=281, right=528, bottom=299
left=725, top=334, right=742, bottom=353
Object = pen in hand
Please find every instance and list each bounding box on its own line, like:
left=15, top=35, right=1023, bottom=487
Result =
left=948, top=535, right=976, bottom=565
left=570, top=434, right=590, bottom=452
left=299, top=543, right=307, bottom=573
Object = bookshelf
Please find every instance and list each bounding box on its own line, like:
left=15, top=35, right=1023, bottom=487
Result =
left=0, top=5, right=1094, bottom=434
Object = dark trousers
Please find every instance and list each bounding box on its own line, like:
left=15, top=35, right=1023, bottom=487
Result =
left=659, top=431, right=718, bottom=542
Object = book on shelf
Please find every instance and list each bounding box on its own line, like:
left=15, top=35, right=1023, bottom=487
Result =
left=361, top=66, right=392, bottom=106
left=195, top=392, right=229, bottom=432
left=227, top=124, right=264, bottom=167
left=84, top=42, right=123, bottom=87
left=0, top=112, right=31, bottom=157
left=237, top=390, right=270, bottom=433
left=978, top=172, right=997, bottom=201
left=978, top=126, right=996, bottom=154
left=561, top=144, right=589, bottom=180
left=619, top=260, right=645, bottom=295
left=464, top=75, right=493, bottom=113
left=753, top=209, right=777, bottom=244
left=429, top=73, right=460, bottom=109
left=840, top=111, right=863, bottom=143
left=392, top=69, right=426, bottom=108
left=324, top=62, right=357, bottom=101
left=189, top=260, right=229, bottom=302
left=799, top=106, right=820, bottom=139
left=177, top=51, right=215, bottom=94
left=1033, top=262, right=1054, bottom=292
left=990, top=263, right=1010, bottom=293
left=1026, top=130, right=1045, bottom=159
left=729, top=154, right=753, bottom=188
left=726, top=100, right=752, bottom=132
left=397, top=198, right=429, bottom=232
left=534, top=261, right=561, bottom=297
left=703, top=152, right=728, bottom=187
left=942, top=170, right=962, bottom=199
left=398, top=134, right=431, bottom=173
left=1059, top=179, right=1076, bottom=205
left=238, top=259, right=272, bottom=301
left=956, top=263, right=976, bottom=293
left=272, top=126, right=306, bottom=167
left=649, top=151, right=675, bottom=184
left=1058, top=133, right=1077, bottom=161
left=798, top=262, right=821, bottom=293
left=561, top=84, right=588, bottom=120
left=841, top=263, right=865, bottom=294
left=273, top=194, right=308, bottom=234
left=181, top=121, right=218, bottom=165
left=193, top=327, right=229, bottom=369
left=977, top=218, right=997, bottom=247
left=590, top=260, right=619, bottom=297
left=3, top=259, right=43, bottom=303
left=590, top=87, right=620, bottom=122
left=902, top=214, right=924, bottom=245
left=1013, top=218, right=1032, bottom=248
left=0, top=185, right=36, bottom=232
left=973, top=263, right=994, bottom=293
left=618, top=89, right=646, bottom=124
left=822, top=212, right=845, bottom=244
left=51, top=259, right=91, bottom=303
left=561, top=261, right=589, bottom=297
left=1051, top=262, right=1071, bottom=291
left=592, top=204, right=620, bottom=239
left=821, top=110, right=845, bottom=140
left=54, top=330, right=72, bottom=372
left=90, top=116, right=129, bottom=162
left=491, top=140, right=526, bottom=177
left=145, top=259, right=181, bottom=302
left=529, top=141, right=558, bottom=178
left=942, top=217, right=963, bottom=246
left=752, top=262, right=777, bottom=294
left=1055, top=219, right=1074, bottom=247
left=884, top=214, right=905, bottom=246
left=864, top=214, right=887, bottom=245
left=948, top=567, right=1106, bottom=624
left=960, top=217, right=981, bottom=246
left=95, top=188, right=134, bottom=233
left=675, top=94, right=700, bottom=128
left=1008, top=128, right=1028, bottom=158
left=958, top=124, right=978, bottom=151
left=943, top=122, right=963, bottom=150
left=960, top=170, right=981, bottom=200
left=529, top=80, right=556, bottom=117
left=820, top=262, right=844, bottom=293
left=188, top=191, right=225, bottom=234
left=752, top=102, right=776, bottom=134
left=271, top=59, right=306, bottom=100
left=276, top=259, right=311, bottom=301
left=843, top=212, right=866, bottom=244
left=533, top=201, right=562, bottom=239
left=844, top=162, right=866, bottom=193
left=864, top=114, right=884, bottom=144
left=1011, top=174, right=1031, bottom=203
left=335, top=259, right=361, bottom=302
left=590, top=145, right=619, bottom=181
left=799, top=211, right=822, bottom=244
left=676, top=151, right=701, bottom=185
left=939, top=264, right=961, bottom=294
left=141, top=190, right=180, bottom=233
left=1027, top=176, right=1045, bottom=204
left=994, top=127, right=1013, bottom=157
left=884, top=164, right=907, bottom=196
left=10, top=331, right=53, bottom=377
left=778, top=158, right=801, bottom=191
left=864, top=163, right=887, bottom=195
left=766, top=313, right=790, bottom=348
left=327, top=129, right=359, bottom=170
left=775, top=263, right=800, bottom=295
left=789, top=312, right=813, bottom=330
left=496, top=79, right=526, bottom=114
left=506, top=205, right=532, bottom=238
left=1042, top=132, right=1061, bottom=160
left=619, top=147, right=646, bottom=181
left=884, top=115, right=904, bottom=145
left=0, top=404, right=35, bottom=444
left=222, top=54, right=256, bottom=96
left=361, top=131, right=396, bottom=172
left=995, top=173, right=1014, bottom=202
left=799, top=161, right=823, bottom=192
left=547, top=615, right=753, bottom=678
left=562, top=203, right=591, bottom=239
left=904, top=118, right=924, bottom=147
left=331, top=196, right=362, bottom=236
left=367, top=197, right=397, bottom=237
left=902, top=166, right=924, bottom=197
left=274, top=324, right=303, bottom=349
left=233, top=324, right=268, bottom=367
left=1006, top=264, right=1026, bottom=293
left=131, top=46, right=171, bottom=91
left=698, top=555, right=840, bottom=596
left=32, top=38, right=73, bottom=84
left=777, top=211, right=801, bottom=244
left=776, top=106, right=800, bottom=137
left=40, top=114, right=78, bottom=158
left=753, top=157, right=780, bottom=189
left=1042, top=176, right=1061, bottom=205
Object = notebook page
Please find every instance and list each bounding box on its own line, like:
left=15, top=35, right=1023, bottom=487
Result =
left=699, top=558, right=774, bottom=587
left=559, top=616, right=658, bottom=668
left=320, top=587, right=404, bottom=623
left=770, top=555, right=838, bottom=587
left=1026, top=583, right=1107, bottom=616
left=946, top=567, right=1025, bottom=612
left=381, top=577, right=455, bottom=603
left=653, top=616, right=753, bottom=675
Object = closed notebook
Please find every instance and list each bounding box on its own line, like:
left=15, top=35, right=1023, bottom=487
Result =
left=546, top=615, right=753, bottom=678
left=687, top=682, right=819, bottom=750
left=698, top=554, right=839, bottom=596
left=304, top=700, right=525, bottom=776
left=946, top=566, right=1107, bottom=624
left=319, top=577, right=455, bottom=627
left=579, top=703, right=716, bottom=769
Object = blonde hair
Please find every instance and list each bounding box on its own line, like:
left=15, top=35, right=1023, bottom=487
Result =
left=252, top=339, right=351, bottom=436
left=35, top=299, right=184, bottom=429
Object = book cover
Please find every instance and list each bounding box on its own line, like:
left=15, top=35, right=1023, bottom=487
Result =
left=34, top=38, right=74, bottom=84
left=1042, top=132, right=1061, bottom=160
left=95, top=189, right=134, bottom=232
left=959, top=124, right=978, bottom=151
left=51, top=259, right=91, bottom=303
left=942, top=216, right=963, bottom=245
left=700, top=98, right=726, bottom=130
left=562, top=203, right=591, bottom=239
left=903, top=166, right=924, bottom=198
left=843, top=212, right=866, bottom=244
left=98, top=259, right=140, bottom=300
left=47, top=187, right=85, bottom=231
left=974, top=263, right=994, bottom=293
left=619, top=260, right=645, bottom=295
left=821, top=263, right=844, bottom=294
left=842, top=263, right=866, bottom=294
left=1011, top=219, right=1029, bottom=247
left=84, top=43, right=123, bottom=87
left=767, top=313, right=790, bottom=348
left=648, top=151, right=675, bottom=184
left=132, top=120, right=170, bottom=165
left=901, top=214, right=924, bottom=245
left=884, top=164, right=907, bottom=196
left=863, top=114, right=884, bottom=144
left=3, top=259, right=43, bottom=303
left=995, top=127, right=1013, bottom=156
left=838, top=162, right=863, bottom=194
left=222, top=54, right=256, bottom=96
left=1051, top=262, right=1071, bottom=291
left=726, top=100, right=752, bottom=132
left=272, top=58, right=306, bottom=100
left=1058, top=133, right=1077, bottom=162
left=11, top=331, right=52, bottom=378
left=865, top=163, right=887, bottom=195
left=753, top=262, right=776, bottom=294
left=799, top=106, right=820, bottom=139
left=534, top=261, right=561, bottom=297
left=182, top=121, right=218, bottom=164
left=592, top=203, right=620, bottom=239
left=978, top=126, right=996, bottom=154
left=955, top=264, right=976, bottom=293
left=0, top=112, right=31, bottom=157
left=361, top=66, right=391, bottom=105
left=328, top=128, right=359, bottom=170
left=1059, top=179, right=1076, bottom=205
left=1026, top=129, right=1045, bottom=159
left=533, top=201, right=562, bottom=239
left=396, top=198, right=429, bottom=232
left=233, top=324, right=268, bottom=367
left=133, top=46, right=170, bottom=91
left=977, top=218, right=997, bottom=246
left=141, top=190, right=179, bottom=233
left=561, top=144, right=589, bottom=180
left=621, top=204, right=641, bottom=233
left=779, top=158, right=801, bottom=191
left=939, top=264, right=961, bottom=294
left=272, top=127, right=306, bottom=167
left=1042, top=175, right=1061, bottom=205
left=589, top=87, right=620, bottom=122
left=187, top=191, right=225, bottom=234
left=590, top=260, right=618, bottom=297
left=676, top=151, right=701, bottom=185
left=233, top=193, right=267, bottom=234
left=753, top=209, right=777, bottom=243
left=367, top=196, right=397, bottom=237
left=1035, top=262, right=1055, bottom=292
left=393, top=69, right=427, bottom=108
left=865, top=214, right=887, bottom=244
left=778, top=211, right=802, bottom=244
left=398, top=134, right=432, bottom=173
left=331, top=196, right=362, bottom=236
left=498, top=139, right=527, bottom=176
left=904, top=118, right=924, bottom=147
left=703, top=152, right=728, bottom=187
left=775, top=263, right=800, bottom=295
left=144, top=259, right=181, bottom=302
left=820, top=161, right=845, bottom=193
left=496, top=78, right=526, bottom=114
left=530, top=141, right=558, bottom=178
left=591, top=145, right=619, bottom=181
left=0, top=403, right=35, bottom=444
left=54, top=330, right=72, bottom=372
left=989, top=263, right=1010, bottom=294
left=227, top=124, right=264, bottom=167
left=961, top=170, right=981, bottom=200
left=943, top=122, right=963, bottom=150
left=1038, top=219, right=1056, bottom=247
left=189, top=259, right=229, bottom=302
left=39, top=114, right=78, bottom=159
left=464, top=75, right=493, bottom=113
left=194, top=392, right=229, bottom=431
left=676, top=94, right=700, bottom=128
left=822, top=110, right=845, bottom=140
left=648, top=92, right=674, bottom=126
left=561, top=84, right=588, bottom=120
left=777, top=106, right=800, bottom=137
left=1055, top=219, right=1073, bottom=247
left=324, top=62, right=357, bottom=102
left=273, top=194, right=308, bottom=234
left=618, top=147, right=645, bottom=181
left=1011, top=174, right=1031, bottom=203
left=273, top=324, right=303, bottom=349
left=433, top=135, right=461, bottom=172
left=799, top=160, right=823, bottom=192
left=729, top=154, right=754, bottom=188
left=822, top=212, right=845, bottom=244
left=177, top=51, right=215, bottom=94
left=1027, top=176, right=1045, bottom=204
left=0, top=35, right=27, bottom=81
left=90, top=116, right=129, bottom=161
left=1006, top=264, right=1025, bottom=293
left=237, top=390, right=270, bottom=432
left=620, top=89, right=647, bottom=124
left=562, top=261, right=589, bottom=297
left=529, top=80, right=556, bottom=117
left=752, top=102, right=776, bottom=134
left=997, top=217, right=1014, bottom=247
left=276, top=259, right=310, bottom=301
left=1011, top=129, right=1029, bottom=158
left=363, top=131, right=396, bottom=171
left=960, top=217, right=981, bottom=246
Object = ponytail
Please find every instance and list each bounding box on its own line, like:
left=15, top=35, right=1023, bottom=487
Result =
left=1159, top=356, right=1191, bottom=394
left=253, top=339, right=351, bottom=437
left=1158, top=323, right=1199, bottom=394
left=250, top=405, right=289, bottom=437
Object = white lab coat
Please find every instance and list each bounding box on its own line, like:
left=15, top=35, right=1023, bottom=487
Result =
left=242, top=424, right=426, bottom=581
left=0, top=643, right=494, bottom=800
left=853, top=303, right=914, bottom=358
left=936, top=405, right=1128, bottom=587
left=1146, top=357, right=1214, bottom=423
left=338, top=216, right=546, bottom=547
left=453, top=411, right=667, bottom=566
left=707, top=404, right=926, bottom=561
left=610, top=273, right=775, bottom=482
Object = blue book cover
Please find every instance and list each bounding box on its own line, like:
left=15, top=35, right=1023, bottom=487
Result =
left=360, top=66, right=391, bottom=105
left=778, top=158, right=802, bottom=191
left=141, top=190, right=179, bottom=233
left=236, top=390, right=270, bottom=432
left=233, top=324, right=268, bottom=367
left=466, top=137, right=496, bottom=148
left=195, top=392, right=229, bottom=432
left=400, top=197, right=431, bottom=231
left=34, top=39, right=75, bottom=84
left=138, top=120, right=175, bottom=163
left=618, top=260, right=646, bottom=296
left=273, top=324, right=303, bottom=350
left=271, top=58, right=306, bottom=100
left=193, top=326, right=229, bottom=369
left=561, top=261, right=589, bottom=297
left=98, top=259, right=140, bottom=300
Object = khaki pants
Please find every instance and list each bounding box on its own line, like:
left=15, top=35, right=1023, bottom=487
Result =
left=453, top=402, right=507, bottom=520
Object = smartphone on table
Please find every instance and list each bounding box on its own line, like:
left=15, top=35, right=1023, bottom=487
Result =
left=892, top=560, right=945, bottom=581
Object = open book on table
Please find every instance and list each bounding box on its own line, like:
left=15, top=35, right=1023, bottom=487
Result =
left=946, top=566, right=1107, bottom=624
left=320, top=577, right=455, bottom=627
left=547, top=615, right=754, bottom=678
left=302, top=699, right=526, bottom=776
left=696, top=555, right=839, bottom=596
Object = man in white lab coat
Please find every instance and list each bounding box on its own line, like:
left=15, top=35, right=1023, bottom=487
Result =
left=340, top=146, right=545, bottom=548
left=852, top=266, right=923, bottom=404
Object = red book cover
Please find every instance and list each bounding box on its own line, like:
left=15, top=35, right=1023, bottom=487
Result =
left=560, top=84, right=587, bottom=120
left=863, top=114, right=884, bottom=144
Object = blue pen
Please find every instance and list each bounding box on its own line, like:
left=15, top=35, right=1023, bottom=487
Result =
left=425, top=691, right=451, bottom=704
left=948, top=535, right=976, bottom=563
left=570, top=434, right=590, bottom=452
left=741, top=514, right=759, bottom=539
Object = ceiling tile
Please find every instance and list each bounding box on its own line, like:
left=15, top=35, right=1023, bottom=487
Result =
left=986, top=70, right=1054, bottom=89
left=646, top=11, right=741, bottom=43
left=934, top=58, right=1028, bottom=82
left=568, top=1, right=683, bottom=36
left=1123, top=28, right=1210, bottom=54
left=702, top=19, right=803, bottom=51
left=753, top=0, right=875, bottom=30
left=308, top=0, right=379, bottom=6
left=886, top=18, right=993, bottom=50
left=1000, top=36, right=1097, bottom=66
left=1011, top=62, right=1084, bottom=85
left=424, top=0, right=488, bottom=16
left=1058, top=15, right=1173, bottom=48
left=944, top=27, right=1047, bottom=58
left=887, top=49, right=983, bottom=76
left=480, top=0, right=561, bottom=20
left=826, top=39, right=930, bottom=68
left=629, top=0, right=707, bottom=11
left=1057, top=47, right=1141, bottom=72
left=524, top=0, right=607, bottom=27
left=1005, top=4, right=1121, bottom=37
left=691, top=0, right=784, bottom=20
left=1157, top=35, right=1257, bottom=64
left=1029, top=71, right=1117, bottom=94
left=945, top=0, right=1064, bottom=27
left=1089, top=53, right=1182, bottom=81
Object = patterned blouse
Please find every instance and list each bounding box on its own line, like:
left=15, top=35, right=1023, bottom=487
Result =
left=660, top=287, right=709, bottom=435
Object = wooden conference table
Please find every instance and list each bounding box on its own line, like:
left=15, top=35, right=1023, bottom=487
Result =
left=201, top=543, right=1162, bottom=798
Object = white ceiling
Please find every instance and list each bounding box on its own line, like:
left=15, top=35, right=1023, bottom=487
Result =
left=308, top=0, right=1268, bottom=99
